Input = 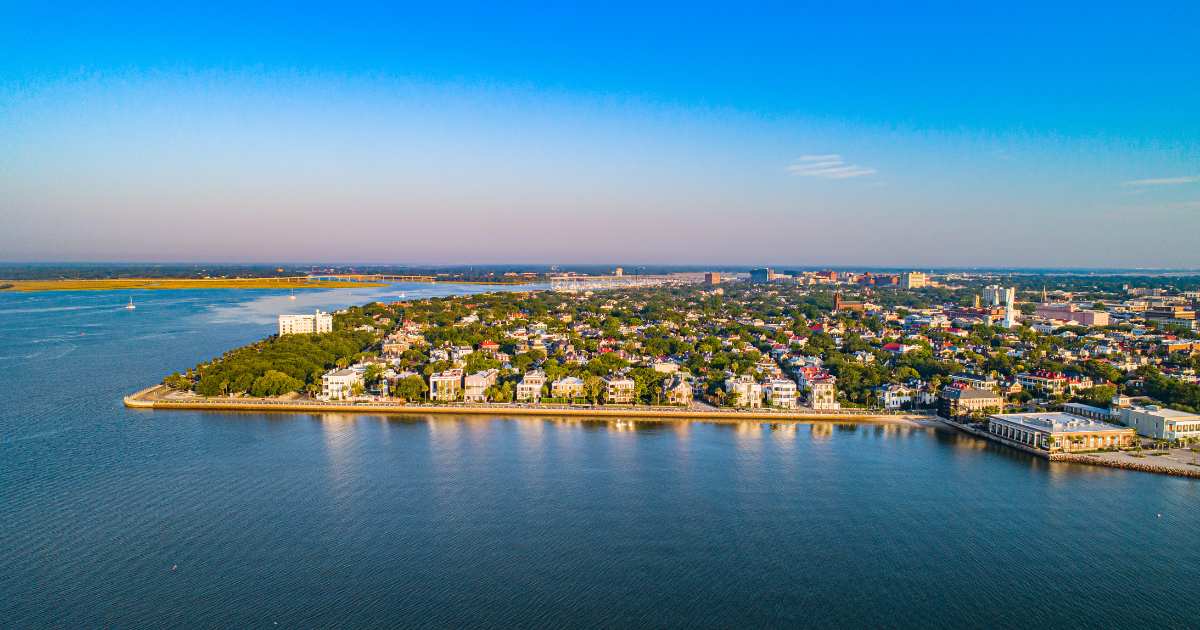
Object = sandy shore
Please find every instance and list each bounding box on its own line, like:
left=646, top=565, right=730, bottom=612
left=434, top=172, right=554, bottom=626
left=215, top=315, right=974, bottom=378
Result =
left=125, top=385, right=928, bottom=425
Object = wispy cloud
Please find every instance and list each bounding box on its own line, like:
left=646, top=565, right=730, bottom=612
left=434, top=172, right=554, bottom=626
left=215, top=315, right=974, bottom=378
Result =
left=1122, top=175, right=1200, bottom=187
left=787, top=154, right=876, bottom=179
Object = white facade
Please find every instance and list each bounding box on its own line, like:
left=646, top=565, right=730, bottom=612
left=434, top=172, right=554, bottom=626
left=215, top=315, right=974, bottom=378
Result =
left=516, top=370, right=546, bottom=402
left=321, top=368, right=363, bottom=401
left=603, top=377, right=636, bottom=404
left=763, top=379, right=798, bottom=408
left=278, top=310, right=333, bottom=335
left=807, top=379, right=839, bottom=410
left=984, top=285, right=1017, bottom=307
left=1117, top=405, right=1200, bottom=441
left=463, top=369, right=499, bottom=402
left=429, top=369, right=463, bottom=401
left=724, top=376, right=763, bottom=408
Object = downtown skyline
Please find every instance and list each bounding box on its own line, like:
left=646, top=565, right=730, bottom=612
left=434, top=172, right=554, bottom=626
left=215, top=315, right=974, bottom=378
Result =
left=2, top=2, right=1198, bottom=267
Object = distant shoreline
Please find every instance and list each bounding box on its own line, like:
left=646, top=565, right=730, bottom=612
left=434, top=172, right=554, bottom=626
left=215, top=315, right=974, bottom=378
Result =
left=124, top=385, right=926, bottom=424
left=0, top=277, right=388, bottom=292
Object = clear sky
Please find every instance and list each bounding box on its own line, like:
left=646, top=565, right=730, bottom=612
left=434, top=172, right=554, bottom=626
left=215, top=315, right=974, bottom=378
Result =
left=2, top=2, right=1198, bottom=267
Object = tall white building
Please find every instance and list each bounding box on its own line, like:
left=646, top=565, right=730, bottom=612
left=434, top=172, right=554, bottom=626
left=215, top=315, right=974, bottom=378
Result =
left=1002, top=289, right=1017, bottom=329
left=984, top=285, right=1017, bottom=307
left=278, top=310, right=333, bottom=335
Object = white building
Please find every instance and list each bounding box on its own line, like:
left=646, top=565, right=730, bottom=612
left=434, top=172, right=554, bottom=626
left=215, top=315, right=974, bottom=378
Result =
left=321, top=368, right=363, bottom=401
left=278, top=310, right=333, bottom=335
left=603, top=376, right=636, bottom=404
left=516, top=370, right=546, bottom=402
left=724, top=375, right=763, bottom=408
left=429, top=369, right=463, bottom=401
left=806, top=377, right=840, bottom=410
left=763, top=379, right=798, bottom=408
left=984, top=285, right=1017, bottom=307
left=877, top=384, right=916, bottom=410
left=463, top=369, right=499, bottom=402
left=1116, top=405, right=1200, bottom=442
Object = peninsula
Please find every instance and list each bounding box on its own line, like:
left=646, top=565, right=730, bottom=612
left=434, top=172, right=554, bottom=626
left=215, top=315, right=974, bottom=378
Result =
left=133, top=269, right=1200, bottom=476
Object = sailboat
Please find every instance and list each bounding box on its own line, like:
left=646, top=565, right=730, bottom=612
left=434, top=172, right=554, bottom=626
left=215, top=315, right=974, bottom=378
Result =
left=125, top=297, right=136, bottom=310
left=289, top=288, right=297, bottom=300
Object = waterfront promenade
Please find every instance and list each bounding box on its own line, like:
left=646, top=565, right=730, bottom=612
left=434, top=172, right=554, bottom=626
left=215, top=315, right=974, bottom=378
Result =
left=125, top=385, right=926, bottom=424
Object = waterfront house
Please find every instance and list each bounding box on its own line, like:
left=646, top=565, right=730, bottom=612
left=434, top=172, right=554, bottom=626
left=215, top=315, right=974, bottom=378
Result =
left=805, top=375, right=839, bottom=410
left=938, top=385, right=1002, bottom=419
left=551, top=376, right=585, bottom=399
left=763, top=379, right=798, bottom=408
left=516, top=370, right=547, bottom=402
left=321, top=368, right=363, bottom=401
left=429, top=369, right=463, bottom=402
left=603, top=376, right=636, bottom=404
left=463, top=369, right=499, bottom=402
left=724, top=375, right=763, bottom=408
left=663, top=373, right=693, bottom=406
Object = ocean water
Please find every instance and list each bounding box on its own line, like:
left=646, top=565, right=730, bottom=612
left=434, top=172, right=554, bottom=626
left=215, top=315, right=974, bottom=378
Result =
left=1, top=285, right=1197, bottom=628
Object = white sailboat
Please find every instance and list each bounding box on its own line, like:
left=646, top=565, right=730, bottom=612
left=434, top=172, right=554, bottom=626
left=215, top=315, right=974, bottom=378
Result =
left=289, top=288, right=297, bottom=300
left=125, top=297, right=136, bottom=310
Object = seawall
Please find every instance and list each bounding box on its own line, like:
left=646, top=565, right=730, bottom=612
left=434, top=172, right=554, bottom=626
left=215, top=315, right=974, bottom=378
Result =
left=124, top=386, right=924, bottom=424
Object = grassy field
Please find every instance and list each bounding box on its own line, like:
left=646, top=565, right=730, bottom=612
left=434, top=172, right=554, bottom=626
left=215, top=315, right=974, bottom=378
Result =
left=0, top=278, right=387, bottom=292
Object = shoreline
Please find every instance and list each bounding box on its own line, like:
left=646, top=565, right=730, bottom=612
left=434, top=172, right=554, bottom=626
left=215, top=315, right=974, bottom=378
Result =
left=124, top=385, right=927, bottom=425
left=124, top=387, right=1200, bottom=479
left=0, top=277, right=388, bottom=292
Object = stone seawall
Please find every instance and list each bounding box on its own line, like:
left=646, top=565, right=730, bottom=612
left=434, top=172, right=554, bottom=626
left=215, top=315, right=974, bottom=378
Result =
left=1052, top=454, right=1200, bottom=479
left=124, top=386, right=925, bottom=424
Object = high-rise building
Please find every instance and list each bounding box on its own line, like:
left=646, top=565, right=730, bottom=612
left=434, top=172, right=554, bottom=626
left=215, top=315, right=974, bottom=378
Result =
left=984, top=285, right=1017, bottom=307
left=900, top=271, right=928, bottom=289
left=1003, top=289, right=1017, bottom=328
left=704, top=272, right=722, bottom=286
left=750, top=268, right=774, bottom=283
left=278, top=310, right=333, bottom=335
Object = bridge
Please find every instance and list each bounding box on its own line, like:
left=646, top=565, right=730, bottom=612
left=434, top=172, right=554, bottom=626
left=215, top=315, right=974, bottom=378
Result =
left=305, top=274, right=437, bottom=283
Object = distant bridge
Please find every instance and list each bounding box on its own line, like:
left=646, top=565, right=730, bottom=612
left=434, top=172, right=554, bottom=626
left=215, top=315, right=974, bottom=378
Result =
left=305, top=274, right=437, bottom=283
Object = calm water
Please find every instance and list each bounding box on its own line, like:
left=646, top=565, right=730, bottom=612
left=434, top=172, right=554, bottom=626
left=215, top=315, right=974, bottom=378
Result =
left=1, top=286, right=1197, bottom=628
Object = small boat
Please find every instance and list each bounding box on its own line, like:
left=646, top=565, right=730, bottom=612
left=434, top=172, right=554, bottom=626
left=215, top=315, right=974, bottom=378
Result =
left=289, top=288, right=297, bottom=300
left=125, top=297, right=136, bottom=310
left=397, top=292, right=406, bottom=299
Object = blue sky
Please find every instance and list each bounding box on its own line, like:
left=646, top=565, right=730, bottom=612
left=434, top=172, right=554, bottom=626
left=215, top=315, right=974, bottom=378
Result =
left=2, top=2, right=1198, bottom=266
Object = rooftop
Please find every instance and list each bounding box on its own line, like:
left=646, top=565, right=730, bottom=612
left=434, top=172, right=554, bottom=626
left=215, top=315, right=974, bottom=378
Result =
left=991, top=412, right=1131, bottom=434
